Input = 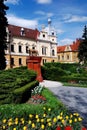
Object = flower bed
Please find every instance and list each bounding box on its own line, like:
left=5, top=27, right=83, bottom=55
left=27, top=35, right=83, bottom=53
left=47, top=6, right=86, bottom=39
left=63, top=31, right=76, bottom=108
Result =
left=0, top=107, right=86, bottom=130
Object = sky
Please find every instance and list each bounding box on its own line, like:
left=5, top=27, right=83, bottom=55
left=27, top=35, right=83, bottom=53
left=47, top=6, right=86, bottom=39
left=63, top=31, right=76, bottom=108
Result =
left=5, top=0, right=87, bottom=45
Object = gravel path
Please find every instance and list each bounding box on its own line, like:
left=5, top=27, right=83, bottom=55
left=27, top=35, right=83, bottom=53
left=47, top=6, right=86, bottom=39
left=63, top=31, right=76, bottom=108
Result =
left=40, top=80, right=87, bottom=128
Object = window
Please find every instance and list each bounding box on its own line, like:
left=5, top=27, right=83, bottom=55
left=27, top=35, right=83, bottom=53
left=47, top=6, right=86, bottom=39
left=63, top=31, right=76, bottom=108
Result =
left=52, top=60, right=54, bottom=62
left=43, top=59, right=46, bottom=64
left=52, top=32, right=54, bottom=35
left=42, top=47, right=46, bottom=55
left=52, top=49, right=55, bottom=56
left=26, top=46, right=29, bottom=53
left=67, top=55, right=69, bottom=60
left=19, top=58, right=22, bottom=65
left=19, top=45, right=22, bottom=53
left=58, top=55, right=60, bottom=60
left=43, top=34, right=45, bottom=38
left=62, top=55, right=64, bottom=60
left=11, top=44, right=14, bottom=52
left=11, top=58, right=14, bottom=65
left=32, top=46, right=35, bottom=50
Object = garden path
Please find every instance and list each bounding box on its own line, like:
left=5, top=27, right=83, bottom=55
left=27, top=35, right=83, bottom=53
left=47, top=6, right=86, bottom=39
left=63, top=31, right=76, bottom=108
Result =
left=40, top=80, right=87, bottom=128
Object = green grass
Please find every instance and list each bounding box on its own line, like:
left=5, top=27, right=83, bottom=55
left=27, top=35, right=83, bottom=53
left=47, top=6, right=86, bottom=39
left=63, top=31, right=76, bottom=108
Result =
left=0, top=87, right=65, bottom=120
left=63, top=82, right=87, bottom=88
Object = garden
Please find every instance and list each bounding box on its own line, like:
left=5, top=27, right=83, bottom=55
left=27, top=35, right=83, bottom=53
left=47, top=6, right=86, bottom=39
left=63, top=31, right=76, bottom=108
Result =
left=0, top=65, right=87, bottom=130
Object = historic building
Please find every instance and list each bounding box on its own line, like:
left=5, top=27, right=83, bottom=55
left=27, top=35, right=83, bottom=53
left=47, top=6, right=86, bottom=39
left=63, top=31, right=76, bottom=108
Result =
left=57, top=39, right=81, bottom=63
left=5, top=19, right=58, bottom=69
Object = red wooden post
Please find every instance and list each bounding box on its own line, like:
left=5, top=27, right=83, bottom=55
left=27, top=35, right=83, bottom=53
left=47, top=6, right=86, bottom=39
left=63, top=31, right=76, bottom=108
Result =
left=26, top=56, right=43, bottom=82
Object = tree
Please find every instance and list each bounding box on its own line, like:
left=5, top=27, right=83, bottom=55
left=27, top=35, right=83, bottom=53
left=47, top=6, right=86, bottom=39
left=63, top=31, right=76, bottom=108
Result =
left=0, top=0, right=9, bottom=70
left=78, top=25, right=87, bottom=65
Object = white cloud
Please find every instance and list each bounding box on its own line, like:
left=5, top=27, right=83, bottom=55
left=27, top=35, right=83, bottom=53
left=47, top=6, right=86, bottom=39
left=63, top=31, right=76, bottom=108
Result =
left=7, top=14, right=38, bottom=29
left=5, top=0, right=20, bottom=5
left=35, top=10, right=54, bottom=18
left=36, top=0, right=52, bottom=4
left=64, top=15, right=87, bottom=23
left=59, top=38, right=74, bottom=45
left=35, top=11, right=46, bottom=15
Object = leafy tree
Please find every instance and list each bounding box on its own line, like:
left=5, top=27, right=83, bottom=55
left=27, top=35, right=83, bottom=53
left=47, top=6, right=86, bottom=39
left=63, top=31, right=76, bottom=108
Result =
left=0, top=0, right=9, bottom=70
left=78, top=25, right=87, bottom=65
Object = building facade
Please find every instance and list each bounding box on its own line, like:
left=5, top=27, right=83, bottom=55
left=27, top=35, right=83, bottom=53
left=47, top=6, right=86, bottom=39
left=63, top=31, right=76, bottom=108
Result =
left=57, top=39, right=81, bottom=63
left=5, top=19, right=58, bottom=69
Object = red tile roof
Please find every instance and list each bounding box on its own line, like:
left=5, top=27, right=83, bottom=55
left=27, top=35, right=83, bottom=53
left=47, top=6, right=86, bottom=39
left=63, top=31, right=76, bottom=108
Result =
left=57, top=45, right=66, bottom=53
left=57, top=39, right=81, bottom=53
left=8, top=24, right=40, bottom=40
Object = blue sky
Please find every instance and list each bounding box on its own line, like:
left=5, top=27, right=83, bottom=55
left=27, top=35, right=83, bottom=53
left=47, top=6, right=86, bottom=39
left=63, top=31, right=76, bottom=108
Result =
left=5, top=0, right=87, bottom=45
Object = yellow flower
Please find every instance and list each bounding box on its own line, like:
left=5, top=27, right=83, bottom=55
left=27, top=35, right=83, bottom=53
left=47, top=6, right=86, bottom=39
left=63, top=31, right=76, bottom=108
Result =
left=48, top=108, right=51, bottom=111
left=60, top=116, right=63, bottom=120
left=70, top=114, right=73, bottom=118
left=13, top=128, right=17, bottom=130
left=47, top=118, right=51, bottom=122
left=2, top=125, right=6, bottom=129
left=37, top=118, right=40, bottom=122
left=41, top=124, right=45, bottom=129
left=15, top=118, right=18, bottom=121
left=73, top=113, right=79, bottom=116
left=41, top=118, right=44, bottom=123
left=20, top=118, right=24, bottom=121
left=69, top=119, right=72, bottom=124
left=78, top=117, right=82, bottom=121
left=61, top=119, right=65, bottom=124
left=15, top=120, right=18, bottom=125
left=35, top=114, right=39, bottom=119
left=32, top=123, right=35, bottom=128
left=43, top=107, right=46, bottom=110
left=29, top=114, right=33, bottom=118
left=8, top=121, right=12, bottom=126
left=23, top=126, right=27, bottom=130
left=48, top=122, right=52, bottom=126
left=60, top=112, right=63, bottom=116
left=8, top=118, right=12, bottom=122
left=66, top=116, right=69, bottom=120
left=43, top=113, right=46, bottom=117
left=2, top=119, right=6, bottom=123
left=21, top=120, right=25, bottom=124
left=28, top=120, right=32, bottom=124
left=53, top=117, right=57, bottom=123
left=74, top=118, right=77, bottom=122
left=57, top=115, right=60, bottom=119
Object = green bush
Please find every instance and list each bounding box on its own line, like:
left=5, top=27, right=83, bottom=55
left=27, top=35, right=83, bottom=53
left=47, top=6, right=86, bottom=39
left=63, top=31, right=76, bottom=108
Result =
left=13, top=80, right=39, bottom=103
left=41, top=62, right=87, bottom=82
left=0, top=66, right=38, bottom=104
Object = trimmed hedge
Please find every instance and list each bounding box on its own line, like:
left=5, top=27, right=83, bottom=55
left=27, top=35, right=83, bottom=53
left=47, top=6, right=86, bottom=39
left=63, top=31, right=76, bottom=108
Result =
left=13, top=80, right=39, bottom=103
left=41, top=62, right=87, bottom=83
left=0, top=66, right=38, bottom=104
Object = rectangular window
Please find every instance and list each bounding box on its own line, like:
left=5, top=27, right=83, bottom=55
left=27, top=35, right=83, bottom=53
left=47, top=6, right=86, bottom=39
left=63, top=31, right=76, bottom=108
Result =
left=19, top=58, right=22, bottom=65
left=11, top=44, right=14, bottom=52
left=42, top=47, right=46, bottom=55
left=11, top=58, right=14, bottom=65
left=19, top=45, right=22, bottom=53
left=67, top=55, right=69, bottom=60
left=62, top=55, right=64, bottom=60
left=26, top=46, right=29, bottom=53
left=58, top=55, right=60, bottom=60
left=43, top=59, right=46, bottom=64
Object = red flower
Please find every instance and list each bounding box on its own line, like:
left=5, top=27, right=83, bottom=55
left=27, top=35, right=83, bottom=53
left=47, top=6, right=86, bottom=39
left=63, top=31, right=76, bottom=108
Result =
left=82, top=127, right=87, bottom=130
left=65, top=126, right=72, bottom=130
left=56, top=126, right=61, bottom=130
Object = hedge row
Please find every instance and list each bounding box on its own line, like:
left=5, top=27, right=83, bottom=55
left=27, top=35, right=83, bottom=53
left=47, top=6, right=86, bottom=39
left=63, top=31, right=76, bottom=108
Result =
left=41, top=62, right=87, bottom=83
left=0, top=66, right=38, bottom=104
